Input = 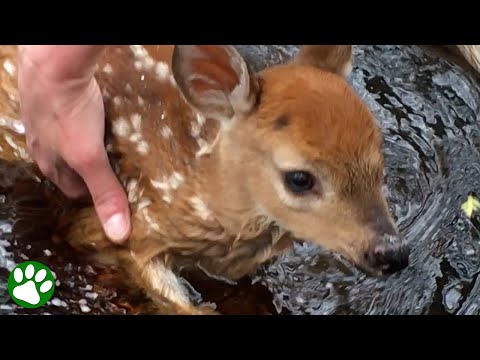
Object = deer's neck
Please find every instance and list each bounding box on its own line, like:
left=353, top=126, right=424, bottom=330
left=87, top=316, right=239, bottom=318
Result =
left=158, top=139, right=288, bottom=281
left=184, top=129, right=278, bottom=241
left=198, top=145, right=253, bottom=232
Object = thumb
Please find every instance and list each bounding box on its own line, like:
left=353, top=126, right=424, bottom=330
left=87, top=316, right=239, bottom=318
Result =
left=74, top=150, right=131, bottom=244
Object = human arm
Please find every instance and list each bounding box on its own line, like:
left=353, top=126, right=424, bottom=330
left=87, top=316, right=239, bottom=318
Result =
left=17, top=45, right=131, bottom=243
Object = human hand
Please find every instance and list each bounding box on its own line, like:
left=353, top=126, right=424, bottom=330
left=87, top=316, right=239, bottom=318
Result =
left=17, top=45, right=131, bottom=244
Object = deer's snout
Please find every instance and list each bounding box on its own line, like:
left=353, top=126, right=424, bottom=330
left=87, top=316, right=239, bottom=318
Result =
left=358, top=203, right=410, bottom=276
left=364, top=234, right=409, bottom=275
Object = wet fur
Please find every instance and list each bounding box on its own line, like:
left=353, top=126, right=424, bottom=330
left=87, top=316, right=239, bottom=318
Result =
left=0, top=45, right=410, bottom=314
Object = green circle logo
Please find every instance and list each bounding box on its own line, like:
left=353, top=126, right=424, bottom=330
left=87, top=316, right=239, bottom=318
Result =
left=7, top=261, right=55, bottom=309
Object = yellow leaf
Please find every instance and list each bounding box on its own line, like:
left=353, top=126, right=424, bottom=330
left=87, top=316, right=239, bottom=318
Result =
left=461, top=194, right=480, bottom=218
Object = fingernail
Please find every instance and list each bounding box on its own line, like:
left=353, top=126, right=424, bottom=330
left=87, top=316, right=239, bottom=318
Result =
left=104, top=213, right=129, bottom=243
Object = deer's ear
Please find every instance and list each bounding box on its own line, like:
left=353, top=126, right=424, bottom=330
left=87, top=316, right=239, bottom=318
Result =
left=294, top=45, right=353, bottom=77
left=172, top=45, right=260, bottom=122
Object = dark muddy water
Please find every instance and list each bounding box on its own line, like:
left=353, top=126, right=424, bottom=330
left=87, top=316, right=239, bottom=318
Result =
left=2, top=45, right=480, bottom=315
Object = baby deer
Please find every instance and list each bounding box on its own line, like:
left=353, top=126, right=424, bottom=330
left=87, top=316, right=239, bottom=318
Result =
left=0, top=45, right=409, bottom=314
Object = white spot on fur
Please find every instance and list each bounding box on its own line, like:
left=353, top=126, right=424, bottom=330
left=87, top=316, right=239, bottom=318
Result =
left=161, top=112, right=166, bottom=121
left=189, top=196, right=213, bottom=221
left=129, top=133, right=142, bottom=143
left=102, top=88, right=111, bottom=99
left=138, top=96, right=144, bottom=106
left=120, top=113, right=148, bottom=155
left=113, top=96, right=122, bottom=107
left=130, top=46, right=163, bottom=77
left=112, top=117, right=130, bottom=138
left=102, top=63, right=113, bottom=74
left=161, top=126, right=173, bottom=139
left=150, top=179, right=169, bottom=191
left=3, top=134, right=30, bottom=160
left=142, top=208, right=161, bottom=232
left=137, top=198, right=152, bottom=212
left=3, top=60, right=15, bottom=77
left=130, top=113, right=142, bottom=132
left=172, top=173, right=184, bottom=189
left=137, top=141, right=149, bottom=155
left=125, top=84, right=133, bottom=93
left=190, top=113, right=219, bottom=158
left=127, top=179, right=140, bottom=204
left=130, top=45, right=149, bottom=59
left=150, top=172, right=184, bottom=191
left=150, top=172, right=184, bottom=204
left=144, top=57, right=155, bottom=70
left=155, top=62, right=170, bottom=80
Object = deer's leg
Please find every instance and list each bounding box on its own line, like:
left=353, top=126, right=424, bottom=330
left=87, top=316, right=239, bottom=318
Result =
left=56, top=206, right=114, bottom=253
left=132, top=257, right=218, bottom=315
left=59, top=206, right=218, bottom=315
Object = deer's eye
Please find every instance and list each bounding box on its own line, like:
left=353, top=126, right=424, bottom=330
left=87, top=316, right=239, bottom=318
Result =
left=284, top=171, right=315, bottom=194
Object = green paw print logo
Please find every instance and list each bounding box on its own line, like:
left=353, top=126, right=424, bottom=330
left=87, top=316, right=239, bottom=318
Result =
left=7, top=261, right=55, bottom=308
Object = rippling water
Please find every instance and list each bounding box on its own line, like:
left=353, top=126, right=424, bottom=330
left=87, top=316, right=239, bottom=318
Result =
left=2, top=45, right=480, bottom=315
left=243, top=45, right=480, bottom=315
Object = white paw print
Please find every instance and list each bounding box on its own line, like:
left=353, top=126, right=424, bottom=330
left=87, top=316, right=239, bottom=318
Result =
left=11, top=264, right=53, bottom=306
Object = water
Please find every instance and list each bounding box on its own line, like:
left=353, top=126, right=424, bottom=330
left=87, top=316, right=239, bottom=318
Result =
left=2, top=45, right=480, bottom=315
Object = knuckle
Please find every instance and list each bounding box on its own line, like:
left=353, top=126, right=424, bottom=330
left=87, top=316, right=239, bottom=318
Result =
left=92, top=188, right=128, bottom=216
left=95, top=189, right=122, bottom=207
left=67, top=145, right=104, bottom=173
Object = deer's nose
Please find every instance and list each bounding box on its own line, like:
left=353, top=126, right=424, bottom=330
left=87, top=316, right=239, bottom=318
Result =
left=365, top=235, right=410, bottom=275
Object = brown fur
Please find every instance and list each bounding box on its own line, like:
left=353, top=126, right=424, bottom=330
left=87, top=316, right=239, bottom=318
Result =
left=295, top=45, right=353, bottom=77
left=0, top=45, right=402, bottom=314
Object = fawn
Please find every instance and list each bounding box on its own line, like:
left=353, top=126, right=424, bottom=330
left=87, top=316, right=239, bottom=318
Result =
left=0, top=45, right=409, bottom=314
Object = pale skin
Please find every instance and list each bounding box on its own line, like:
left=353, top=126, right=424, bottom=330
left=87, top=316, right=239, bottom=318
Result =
left=17, top=45, right=131, bottom=244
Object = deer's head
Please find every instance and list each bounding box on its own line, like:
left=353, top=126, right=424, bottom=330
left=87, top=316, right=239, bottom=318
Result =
left=171, top=45, right=409, bottom=276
